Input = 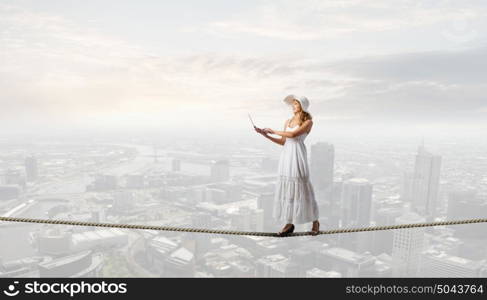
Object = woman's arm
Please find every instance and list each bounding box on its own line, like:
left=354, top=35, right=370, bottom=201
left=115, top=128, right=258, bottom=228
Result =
left=265, top=120, right=312, bottom=138
left=263, top=119, right=289, bottom=146
left=264, top=134, right=284, bottom=146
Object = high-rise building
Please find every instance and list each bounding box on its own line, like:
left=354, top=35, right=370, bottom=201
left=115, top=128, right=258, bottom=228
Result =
left=337, top=179, right=373, bottom=252
left=401, top=171, right=415, bottom=202
left=257, top=192, right=277, bottom=230
left=310, top=142, right=334, bottom=196
left=420, top=250, right=485, bottom=277
left=229, top=206, right=264, bottom=232
left=392, top=208, right=425, bottom=277
left=25, top=156, right=38, bottom=182
left=327, top=181, right=344, bottom=228
left=411, top=144, right=441, bottom=220
left=340, top=178, right=373, bottom=227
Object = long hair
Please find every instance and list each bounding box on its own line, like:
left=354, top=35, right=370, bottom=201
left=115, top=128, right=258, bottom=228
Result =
left=296, top=110, right=312, bottom=125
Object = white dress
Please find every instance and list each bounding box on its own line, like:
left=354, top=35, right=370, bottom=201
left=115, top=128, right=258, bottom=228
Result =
left=273, top=123, right=320, bottom=224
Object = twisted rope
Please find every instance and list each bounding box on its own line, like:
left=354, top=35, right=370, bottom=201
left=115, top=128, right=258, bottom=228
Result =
left=1, top=216, right=486, bottom=238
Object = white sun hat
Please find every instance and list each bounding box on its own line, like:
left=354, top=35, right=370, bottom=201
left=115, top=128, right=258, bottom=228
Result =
left=283, top=94, right=310, bottom=112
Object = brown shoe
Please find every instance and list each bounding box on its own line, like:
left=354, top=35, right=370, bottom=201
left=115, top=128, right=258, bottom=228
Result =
left=277, top=224, right=295, bottom=237
left=311, top=221, right=320, bottom=236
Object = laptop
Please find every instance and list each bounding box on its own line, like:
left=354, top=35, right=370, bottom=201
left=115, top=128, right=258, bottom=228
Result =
left=248, top=113, right=258, bottom=129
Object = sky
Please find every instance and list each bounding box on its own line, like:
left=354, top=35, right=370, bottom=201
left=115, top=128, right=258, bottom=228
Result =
left=1, top=0, right=487, bottom=138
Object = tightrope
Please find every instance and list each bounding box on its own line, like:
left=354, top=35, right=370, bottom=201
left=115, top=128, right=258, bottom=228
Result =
left=1, top=216, right=486, bottom=238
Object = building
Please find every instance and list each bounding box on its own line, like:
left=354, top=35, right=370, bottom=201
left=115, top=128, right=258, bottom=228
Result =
left=25, top=156, right=39, bottom=182
left=242, top=175, right=276, bottom=194
left=164, top=247, right=195, bottom=277
left=87, top=174, right=118, bottom=191
left=229, top=206, right=264, bottom=232
left=207, top=181, right=242, bottom=202
left=257, top=192, right=277, bottom=230
left=410, top=144, right=441, bottom=220
left=289, top=247, right=320, bottom=277
left=145, top=236, right=195, bottom=277
left=205, top=188, right=226, bottom=204
left=340, top=178, right=373, bottom=227
left=255, top=254, right=300, bottom=277
left=0, top=256, right=51, bottom=277
left=38, top=250, right=103, bottom=277
left=306, top=268, right=341, bottom=277
left=310, top=142, right=335, bottom=196
left=391, top=209, right=425, bottom=277
left=35, top=229, right=72, bottom=255
left=70, top=229, right=128, bottom=252
left=190, top=212, right=213, bottom=258
left=34, top=227, right=128, bottom=255
left=421, top=250, right=485, bottom=277
left=327, top=181, right=344, bottom=228
left=318, top=247, right=376, bottom=277
left=335, top=179, right=373, bottom=252
left=203, top=243, right=254, bottom=277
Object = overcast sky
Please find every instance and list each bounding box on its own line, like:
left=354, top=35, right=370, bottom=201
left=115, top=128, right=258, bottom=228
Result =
left=1, top=0, right=487, bottom=137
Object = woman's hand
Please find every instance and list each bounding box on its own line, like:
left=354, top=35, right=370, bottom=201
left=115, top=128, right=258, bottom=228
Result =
left=254, top=126, right=267, bottom=135
left=263, top=128, right=275, bottom=134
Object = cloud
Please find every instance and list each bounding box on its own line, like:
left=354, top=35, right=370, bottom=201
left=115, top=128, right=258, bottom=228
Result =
left=189, top=0, right=487, bottom=41
left=1, top=2, right=486, bottom=133
left=0, top=3, right=310, bottom=125
left=320, top=47, right=487, bottom=84
left=306, top=47, right=487, bottom=122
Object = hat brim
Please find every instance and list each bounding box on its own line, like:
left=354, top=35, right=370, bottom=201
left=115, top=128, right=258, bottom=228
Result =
left=283, top=94, right=308, bottom=112
left=283, top=94, right=297, bottom=105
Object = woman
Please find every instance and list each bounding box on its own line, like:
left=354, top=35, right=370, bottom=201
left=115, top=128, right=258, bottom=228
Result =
left=255, top=94, right=320, bottom=236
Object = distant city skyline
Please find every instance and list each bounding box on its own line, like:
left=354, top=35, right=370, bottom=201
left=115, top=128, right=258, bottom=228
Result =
left=1, top=0, right=487, bottom=280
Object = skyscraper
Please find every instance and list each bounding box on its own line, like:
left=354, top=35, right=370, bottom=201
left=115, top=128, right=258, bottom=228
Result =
left=411, top=144, right=441, bottom=220
left=25, top=156, right=38, bottom=182
left=340, top=178, right=373, bottom=227
left=392, top=208, right=425, bottom=277
left=310, top=142, right=335, bottom=195
left=257, top=192, right=276, bottom=230
left=338, top=178, right=373, bottom=252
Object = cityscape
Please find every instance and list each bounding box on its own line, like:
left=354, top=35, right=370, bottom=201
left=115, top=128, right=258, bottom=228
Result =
left=1, top=0, right=487, bottom=278
left=1, top=130, right=486, bottom=278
